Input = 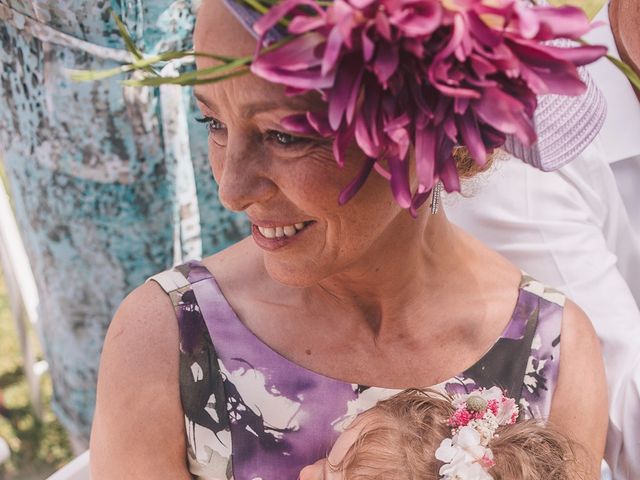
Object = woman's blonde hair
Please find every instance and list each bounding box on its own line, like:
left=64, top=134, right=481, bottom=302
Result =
left=453, top=146, right=495, bottom=179
left=334, top=389, right=585, bottom=480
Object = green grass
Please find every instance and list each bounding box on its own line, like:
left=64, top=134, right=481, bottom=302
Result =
left=0, top=253, right=74, bottom=479
left=0, top=155, right=74, bottom=479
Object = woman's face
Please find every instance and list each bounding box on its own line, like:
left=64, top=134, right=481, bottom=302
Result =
left=194, top=1, right=413, bottom=287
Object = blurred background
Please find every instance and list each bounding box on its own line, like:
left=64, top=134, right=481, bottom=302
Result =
left=0, top=162, right=74, bottom=480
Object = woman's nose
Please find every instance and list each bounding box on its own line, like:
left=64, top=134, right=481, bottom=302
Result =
left=214, top=140, right=278, bottom=212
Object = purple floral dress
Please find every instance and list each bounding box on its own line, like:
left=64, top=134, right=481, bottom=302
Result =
left=149, top=260, right=564, bottom=480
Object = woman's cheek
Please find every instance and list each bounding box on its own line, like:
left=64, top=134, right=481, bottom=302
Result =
left=277, top=147, right=343, bottom=191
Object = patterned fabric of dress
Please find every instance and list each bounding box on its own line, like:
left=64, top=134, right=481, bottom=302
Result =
left=0, top=1, right=249, bottom=444
left=149, top=260, right=564, bottom=480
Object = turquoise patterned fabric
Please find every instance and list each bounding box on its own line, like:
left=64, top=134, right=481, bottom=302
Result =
left=0, top=0, right=249, bottom=445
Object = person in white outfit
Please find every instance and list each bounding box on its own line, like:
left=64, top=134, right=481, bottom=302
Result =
left=445, top=5, right=640, bottom=478
left=0, top=437, right=9, bottom=465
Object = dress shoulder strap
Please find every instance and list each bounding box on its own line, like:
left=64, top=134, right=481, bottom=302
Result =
left=147, top=263, right=234, bottom=479
left=149, top=269, right=191, bottom=293
left=518, top=275, right=565, bottom=420
left=148, top=265, right=212, bottom=357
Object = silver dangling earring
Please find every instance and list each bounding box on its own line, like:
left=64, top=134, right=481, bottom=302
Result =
left=430, top=182, right=442, bottom=215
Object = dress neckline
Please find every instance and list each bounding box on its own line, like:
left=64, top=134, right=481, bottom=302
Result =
left=189, top=259, right=526, bottom=391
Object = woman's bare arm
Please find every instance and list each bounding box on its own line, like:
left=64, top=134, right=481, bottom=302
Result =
left=90, top=281, right=192, bottom=479
left=549, top=299, right=608, bottom=478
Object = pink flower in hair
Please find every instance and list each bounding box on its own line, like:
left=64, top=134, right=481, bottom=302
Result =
left=438, top=387, right=519, bottom=478
left=449, top=407, right=472, bottom=428
left=249, top=0, right=606, bottom=211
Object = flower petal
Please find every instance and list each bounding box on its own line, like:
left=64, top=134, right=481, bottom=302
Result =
left=373, top=42, right=400, bottom=85
left=322, top=26, right=344, bottom=76
left=375, top=9, right=392, bottom=41
left=474, top=87, right=537, bottom=145
left=361, top=27, right=375, bottom=62
left=457, top=111, right=487, bottom=165
left=328, top=58, right=364, bottom=129
left=332, top=120, right=356, bottom=166
left=389, top=0, right=442, bottom=37
left=438, top=154, right=461, bottom=193
left=252, top=0, right=323, bottom=48
left=531, top=5, right=592, bottom=40
left=435, top=438, right=456, bottom=462
left=387, top=155, right=412, bottom=208
left=415, top=126, right=436, bottom=190
left=306, top=111, right=334, bottom=136
left=254, top=32, right=325, bottom=71
left=280, top=113, right=316, bottom=134
left=288, top=14, right=328, bottom=34
left=339, top=157, right=376, bottom=204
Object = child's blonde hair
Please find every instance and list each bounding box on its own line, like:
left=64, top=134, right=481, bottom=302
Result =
left=333, top=388, right=584, bottom=480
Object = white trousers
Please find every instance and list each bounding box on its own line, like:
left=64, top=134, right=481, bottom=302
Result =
left=445, top=140, right=640, bottom=479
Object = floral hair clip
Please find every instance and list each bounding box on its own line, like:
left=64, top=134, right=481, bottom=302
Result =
left=435, top=386, right=519, bottom=480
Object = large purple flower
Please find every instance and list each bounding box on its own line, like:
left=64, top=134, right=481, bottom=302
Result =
left=249, top=0, right=606, bottom=211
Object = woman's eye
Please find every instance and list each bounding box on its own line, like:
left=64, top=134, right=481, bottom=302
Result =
left=195, top=116, right=228, bottom=146
left=268, top=130, right=305, bottom=147
left=195, top=116, right=224, bottom=131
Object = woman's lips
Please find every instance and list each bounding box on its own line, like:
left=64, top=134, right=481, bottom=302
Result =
left=251, top=221, right=315, bottom=251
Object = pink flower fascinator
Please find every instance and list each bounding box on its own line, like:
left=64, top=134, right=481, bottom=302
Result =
left=225, top=0, right=607, bottom=210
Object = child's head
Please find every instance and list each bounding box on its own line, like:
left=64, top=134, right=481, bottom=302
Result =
left=299, top=388, right=581, bottom=480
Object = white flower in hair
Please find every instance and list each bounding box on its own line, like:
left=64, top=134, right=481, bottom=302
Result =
left=494, top=395, right=518, bottom=425
left=435, top=426, right=494, bottom=480
left=468, top=414, right=499, bottom=446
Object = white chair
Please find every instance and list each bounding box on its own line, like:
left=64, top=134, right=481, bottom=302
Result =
left=0, top=177, right=47, bottom=419
left=45, top=451, right=90, bottom=480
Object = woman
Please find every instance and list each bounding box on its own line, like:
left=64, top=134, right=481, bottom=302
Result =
left=90, top=1, right=608, bottom=478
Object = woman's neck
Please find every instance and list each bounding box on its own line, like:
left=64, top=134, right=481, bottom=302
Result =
left=311, top=208, right=471, bottom=339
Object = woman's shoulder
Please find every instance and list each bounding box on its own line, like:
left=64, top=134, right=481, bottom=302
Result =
left=559, top=298, right=598, bottom=343
left=555, top=297, right=604, bottom=387
left=547, top=298, right=607, bottom=473
left=109, top=239, right=267, bottom=349
left=100, top=278, right=181, bottom=391
left=108, top=240, right=263, bottom=359
left=102, top=275, right=181, bottom=359
left=90, top=281, right=190, bottom=477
